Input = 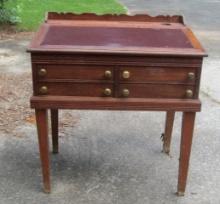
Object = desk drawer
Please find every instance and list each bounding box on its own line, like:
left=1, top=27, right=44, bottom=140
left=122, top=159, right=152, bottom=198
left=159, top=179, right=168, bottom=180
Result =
left=119, top=67, right=196, bottom=84
left=36, top=82, right=114, bottom=97
left=119, top=84, right=195, bottom=99
left=36, top=65, right=114, bottom=81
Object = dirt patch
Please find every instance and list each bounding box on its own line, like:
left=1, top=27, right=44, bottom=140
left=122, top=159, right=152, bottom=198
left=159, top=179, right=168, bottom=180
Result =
left=0, top=72, right=79, bottom=137
left=0, top=72, right=33, bottom=136
left=0, top=25, right=33, bottom=40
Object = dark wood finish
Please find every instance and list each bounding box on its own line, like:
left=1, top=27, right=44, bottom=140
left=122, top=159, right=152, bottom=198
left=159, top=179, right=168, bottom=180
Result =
left=31, top=54, right=203, bottom=66
left=37, top=64, right=114, bottom=81
left=35, top=109, right=50, bottom=193
left=177, top=112, right=196, bottom=196
left=118, top=83, right=195, bottom=99
left=36, top=82, right=114, bottom=97
left=51, top=109, right=59, bottom=154
left=119, top=67, right=196, bottom=84
left=42, top=27, right=193, bottom=49
left=163, top=111, right=175, bottom=154
left=27, top=13, right=206, bottom=57
left=28, top=12, right=206, bottom=195
left=46, top=12, right=184, bottom=23
left=31, top=96, right=201, bottom=112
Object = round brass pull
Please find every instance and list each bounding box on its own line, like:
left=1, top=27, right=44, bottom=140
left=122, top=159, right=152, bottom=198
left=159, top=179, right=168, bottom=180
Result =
left=186, top=89, right=193, bottom=98
left=188, top=72, right=195, bottom=80
left=122, top=70, right=130, bottom=79
left=39, top=86, right=48, bottom=94
left=103, top=88, right=112, bottom=96
left=38, top=68, right=47, bottom=76
left=104, top=70, right=112, bottom=79
left=122, top=89, right=130, bottom=97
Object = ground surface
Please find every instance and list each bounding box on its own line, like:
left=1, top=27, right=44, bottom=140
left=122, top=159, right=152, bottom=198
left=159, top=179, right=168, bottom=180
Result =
left=0, top=1, right=220, bottom=203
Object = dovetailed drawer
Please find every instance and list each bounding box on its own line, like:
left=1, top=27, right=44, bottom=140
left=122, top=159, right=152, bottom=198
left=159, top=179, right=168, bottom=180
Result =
left=36, top=65, right=114, bottom=81
left=36, top=82, right=114, bottom=97
left=119, top=67, right=197, bottom=84
left=118, top=83, right=195, bottom=99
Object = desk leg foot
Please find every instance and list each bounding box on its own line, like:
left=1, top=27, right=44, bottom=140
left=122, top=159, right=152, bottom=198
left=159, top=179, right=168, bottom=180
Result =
left=176, top=191, right=185, bottom=196
left=51, top=109, right=59, bottom=154
left=177, top=112, right=195, bottom=195
left=44, top=188, right=51, bottom=194
left=35, top=109, right=51, bottom=193
left=162, top=111, right=175, bottom=155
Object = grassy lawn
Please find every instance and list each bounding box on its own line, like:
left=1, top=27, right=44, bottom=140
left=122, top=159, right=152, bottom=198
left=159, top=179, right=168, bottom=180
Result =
left=6, top=0, right=127, bottom=31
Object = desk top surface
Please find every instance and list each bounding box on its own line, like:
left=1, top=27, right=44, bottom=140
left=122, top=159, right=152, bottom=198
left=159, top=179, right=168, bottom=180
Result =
left=28, top=12, right=206, bottom=57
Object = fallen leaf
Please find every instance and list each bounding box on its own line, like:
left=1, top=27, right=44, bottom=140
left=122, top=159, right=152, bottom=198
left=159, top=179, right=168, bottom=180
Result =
left=25, top=114, right=36, bottom=124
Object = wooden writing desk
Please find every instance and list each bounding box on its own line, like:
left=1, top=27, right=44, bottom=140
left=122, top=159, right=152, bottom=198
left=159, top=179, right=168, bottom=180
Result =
left=27, top=12, right=207, bottom=195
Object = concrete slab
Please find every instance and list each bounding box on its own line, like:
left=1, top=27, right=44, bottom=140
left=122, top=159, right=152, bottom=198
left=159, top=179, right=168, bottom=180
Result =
left=0, top=95, right=220, bottom=204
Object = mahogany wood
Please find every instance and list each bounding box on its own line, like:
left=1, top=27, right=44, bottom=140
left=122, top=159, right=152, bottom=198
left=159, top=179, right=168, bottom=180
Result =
left=163, top=111, right=175, bottom=154
left=46, top=12, right=184, bottom=23
left=37, top=64, right=114, bottom=81
left=28, top=12, right=206, bottom=195
left=27, top=13, right=207, bottom=56
left=51, top=109, right=59, bottom=154
left=177, top=112, right=196, bottom=196
left=36, top=82, right=114, bottom=97
left=118, top=83, right=195, bottom=99
left=118, top=67, right=196, bottom=84
left=31, top=54, right=203, bottom=66
left=35, top=109, right=50, bottom=193
left=30, top=96, right=201, bottom=112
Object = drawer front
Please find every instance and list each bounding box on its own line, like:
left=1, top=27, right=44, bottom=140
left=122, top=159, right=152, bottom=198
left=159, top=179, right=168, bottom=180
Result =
left=36, top=65, right=114, bottom=81
left=119, top=84, right=195, bottom=99
left=119, top=67, right=196, bottom=84
left=36, top=82, right=114, bottom=97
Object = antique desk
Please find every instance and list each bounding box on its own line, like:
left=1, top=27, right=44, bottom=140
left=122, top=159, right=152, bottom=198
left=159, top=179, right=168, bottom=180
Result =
left=27, top=12, right=207, bottom=195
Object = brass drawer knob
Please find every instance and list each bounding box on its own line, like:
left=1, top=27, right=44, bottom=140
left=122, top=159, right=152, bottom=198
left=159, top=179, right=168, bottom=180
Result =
left=188, top=72, right=195, bottom=80
left=38, top=68, right=47, bottom=76
left=103, top=88, right=112, bottom=96
left=122, top=89, right=130, bottom=97
left=122, top=70, right=130, bottom=79
left=186, top=89, right=193, bottom=98
left=39, top=86, right=48, bottom=94
left=104, top=70, right=112, bottom=79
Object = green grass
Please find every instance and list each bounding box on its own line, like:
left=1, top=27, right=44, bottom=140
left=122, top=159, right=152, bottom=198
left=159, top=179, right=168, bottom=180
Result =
left=6, top=0, right=127, bottom=31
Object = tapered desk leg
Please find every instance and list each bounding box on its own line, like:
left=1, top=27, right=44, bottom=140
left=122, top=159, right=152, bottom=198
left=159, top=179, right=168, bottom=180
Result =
left=51, top=109, right=59, bottom=154
left=35, top=109, right=51, bottom=193
left=162, top=111, right=175, bottom=154
left=177, top=112, right=196, bottom=196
